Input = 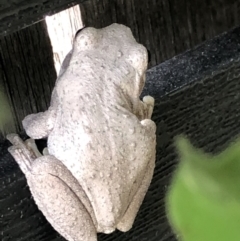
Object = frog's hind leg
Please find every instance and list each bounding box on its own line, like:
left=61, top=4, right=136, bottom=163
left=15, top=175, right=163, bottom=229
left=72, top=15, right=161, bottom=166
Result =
left=28, top=156, right=98, bottom=241
left=116, top=153, right=155, bottom=232
left=7, top=134, right=97, bottom=241
left=117, top=118, right=156, bottom=232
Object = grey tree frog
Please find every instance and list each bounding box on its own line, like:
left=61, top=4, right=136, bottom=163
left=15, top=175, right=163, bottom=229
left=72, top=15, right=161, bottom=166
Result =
left=7, top=23, right=156, bottom=241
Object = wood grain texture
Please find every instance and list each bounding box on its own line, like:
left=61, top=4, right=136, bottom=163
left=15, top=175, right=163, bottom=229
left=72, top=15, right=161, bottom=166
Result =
left=0, top=21, right=57, bottom=136
left=0, top=0, right=86, bottom=37
left=1, top=26, right=240, bottom=241
left=1, top=0, right=239, bottom=66
left=45, top=5, right=83, bottom=74
left=80, top=0, right=240, bottom=67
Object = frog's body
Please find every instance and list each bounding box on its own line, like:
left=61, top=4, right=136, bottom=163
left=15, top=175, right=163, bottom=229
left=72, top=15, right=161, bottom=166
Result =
left=7, top=23, right=156, bottom=241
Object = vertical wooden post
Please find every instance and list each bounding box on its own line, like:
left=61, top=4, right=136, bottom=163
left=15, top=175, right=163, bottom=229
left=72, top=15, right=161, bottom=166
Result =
left=45, top=5, right=83, bottom=74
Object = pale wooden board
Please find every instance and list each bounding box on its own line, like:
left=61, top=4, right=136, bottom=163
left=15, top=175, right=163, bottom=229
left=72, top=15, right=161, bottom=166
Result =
left=45, top=5, right=83, bottom=74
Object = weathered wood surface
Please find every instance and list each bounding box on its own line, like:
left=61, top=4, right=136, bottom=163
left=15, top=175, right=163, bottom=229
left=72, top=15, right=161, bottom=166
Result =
left=81, top=0, right=240, bottom=67
left=0, top=0, right=86, bottom=37
left=1, top=25, right=240, bottom=241
left=45, top=5, right=83, bottom=74
left=0, top=0, right=240, bottom=70
left=0, top=21, right=57, bottom=136
left=0, top=0, right=240, bottom=66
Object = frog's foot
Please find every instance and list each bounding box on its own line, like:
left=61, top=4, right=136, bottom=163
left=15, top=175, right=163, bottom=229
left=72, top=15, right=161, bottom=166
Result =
left=142, top=95, right=155, bottom=119
left=6, top=134, right=38, bottom=175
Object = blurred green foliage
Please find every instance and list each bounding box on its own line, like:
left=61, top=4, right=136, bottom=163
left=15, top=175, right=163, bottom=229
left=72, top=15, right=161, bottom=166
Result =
left=166, top=136, right=240, bottom=241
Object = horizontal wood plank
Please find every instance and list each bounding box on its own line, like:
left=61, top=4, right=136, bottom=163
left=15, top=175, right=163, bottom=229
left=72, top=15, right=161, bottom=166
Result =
left=1, top=0, right=240, bottom=67
left=0, top=0, right=86, bottom=36
left=81, top=0, right=240, bottom=67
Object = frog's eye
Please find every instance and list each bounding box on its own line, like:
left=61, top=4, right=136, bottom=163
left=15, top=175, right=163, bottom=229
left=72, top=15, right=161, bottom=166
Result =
left=75, top=27, right=86, bottom=37
left=74, top=27, right=98, bottom=51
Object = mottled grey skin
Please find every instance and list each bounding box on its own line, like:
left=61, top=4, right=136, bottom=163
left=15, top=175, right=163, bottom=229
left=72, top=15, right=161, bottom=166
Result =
left=7, top=23, right=156, bottom=241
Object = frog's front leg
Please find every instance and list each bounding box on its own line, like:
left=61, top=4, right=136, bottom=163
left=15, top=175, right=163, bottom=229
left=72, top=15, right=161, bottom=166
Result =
left=7, top=134, right=97, bottom=241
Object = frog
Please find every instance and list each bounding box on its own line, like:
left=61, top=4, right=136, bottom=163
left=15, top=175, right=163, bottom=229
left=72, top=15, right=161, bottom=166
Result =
left=7, top=23, right=156, bottom=241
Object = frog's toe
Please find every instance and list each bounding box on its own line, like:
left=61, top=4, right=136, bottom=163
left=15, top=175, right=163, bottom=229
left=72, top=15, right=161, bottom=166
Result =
left=25, top=138, right=42, bottom=157
left=7, top=134, right=40, bottom=175
left=7, top=133, right=23, bottom=146
left=143, top=95, right=154, bottom=106
left=8, top=145, right=33, bottom=174
left=142, top=95, right=155, bottom=118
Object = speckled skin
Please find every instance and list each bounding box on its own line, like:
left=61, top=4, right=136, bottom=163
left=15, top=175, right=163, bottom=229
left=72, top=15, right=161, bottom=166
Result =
left=7, top=23, right=156, bottom=241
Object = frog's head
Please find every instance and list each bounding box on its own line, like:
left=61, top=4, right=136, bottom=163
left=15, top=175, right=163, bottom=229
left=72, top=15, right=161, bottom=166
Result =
left=73, top=24, right=148, bottom=72
left=100, top=24, right=149, bottom=96
left=73, top=24, right=149, bottom=95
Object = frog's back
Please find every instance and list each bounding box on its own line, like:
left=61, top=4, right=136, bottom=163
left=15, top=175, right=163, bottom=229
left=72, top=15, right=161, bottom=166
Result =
left=48, top=102, right=154, bottom=231
left=47, top=23, right=153, bottom=232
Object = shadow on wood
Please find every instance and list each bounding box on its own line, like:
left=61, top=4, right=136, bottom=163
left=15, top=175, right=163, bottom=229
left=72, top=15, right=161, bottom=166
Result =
left=0, top=0, right=86, bottom=36
left=0, top=21, right=56, bottom=137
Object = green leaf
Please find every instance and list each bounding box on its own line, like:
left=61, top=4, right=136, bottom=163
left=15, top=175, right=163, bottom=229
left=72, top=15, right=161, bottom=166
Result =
left=166, top=136, right=240, bottom=241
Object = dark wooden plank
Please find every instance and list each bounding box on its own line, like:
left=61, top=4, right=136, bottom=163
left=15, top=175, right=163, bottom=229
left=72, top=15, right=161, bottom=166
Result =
left=0, top=0, right=86, bottom=37
left=0, top=21, right=57, bottom=136
left=1, top=0, right=239, bottom=65
left=1, top=25, right=240, bottom=241
left=80, top=0, right=240, bottom=67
